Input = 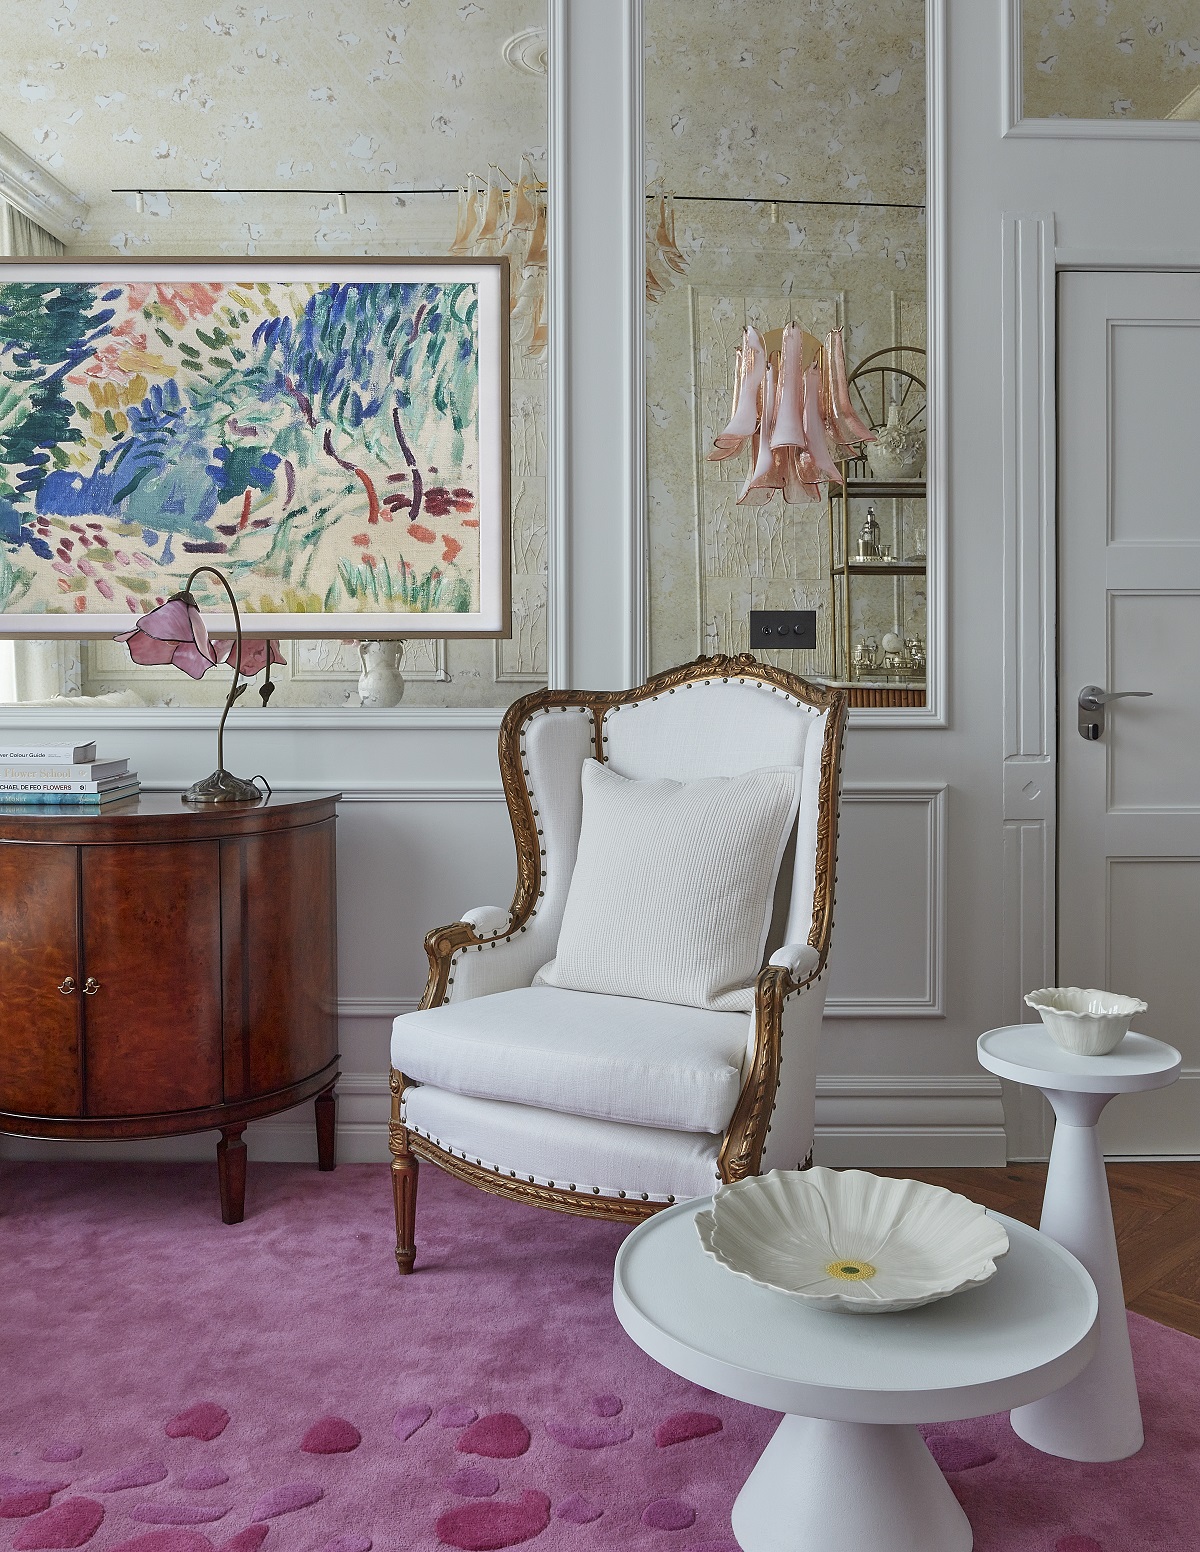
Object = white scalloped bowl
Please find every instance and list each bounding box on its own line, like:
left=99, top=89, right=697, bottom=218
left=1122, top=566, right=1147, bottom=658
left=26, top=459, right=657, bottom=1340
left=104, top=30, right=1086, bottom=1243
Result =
left=695, top=1167, right=1009, bottom=1314
left=1024, top=987, right=1147, bottom=1056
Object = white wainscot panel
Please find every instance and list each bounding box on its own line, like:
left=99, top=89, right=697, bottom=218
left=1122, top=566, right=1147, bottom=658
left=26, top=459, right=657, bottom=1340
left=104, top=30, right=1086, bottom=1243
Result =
left=335, top=791, right=514, bottom=1011
left=823, top=785, right=946, bottom=1018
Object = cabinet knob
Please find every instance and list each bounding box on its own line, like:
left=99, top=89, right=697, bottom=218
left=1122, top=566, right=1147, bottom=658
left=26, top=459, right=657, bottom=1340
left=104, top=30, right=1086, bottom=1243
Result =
left=83, top=977, right=100, bottom=996
left=57, top=976, right=76, bottom=995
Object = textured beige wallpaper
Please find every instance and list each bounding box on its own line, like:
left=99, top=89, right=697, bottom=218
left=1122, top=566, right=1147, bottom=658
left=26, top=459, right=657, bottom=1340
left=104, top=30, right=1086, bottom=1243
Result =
left=645, top=0, right=928, bottom=680
left=1, top=0, right=547, bottom=706
left=1022, top=1, right=1200, bottom=120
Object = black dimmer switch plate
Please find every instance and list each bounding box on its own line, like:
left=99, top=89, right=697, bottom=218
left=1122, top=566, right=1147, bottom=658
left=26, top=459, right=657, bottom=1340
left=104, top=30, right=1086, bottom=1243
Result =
left=749, top=610, right=817, bottom=649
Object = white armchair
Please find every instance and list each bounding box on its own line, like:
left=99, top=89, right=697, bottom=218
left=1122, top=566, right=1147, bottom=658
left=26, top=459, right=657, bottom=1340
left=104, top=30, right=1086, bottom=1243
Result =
left=388, top=654, right=847, bottom=1272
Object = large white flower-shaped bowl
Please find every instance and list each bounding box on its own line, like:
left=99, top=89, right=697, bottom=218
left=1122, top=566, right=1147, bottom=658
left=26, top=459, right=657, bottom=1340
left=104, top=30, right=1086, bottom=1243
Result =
left=695, top=1168, right=1010, bottom=1314
left=1024, top=986, right=1147, bottom=1056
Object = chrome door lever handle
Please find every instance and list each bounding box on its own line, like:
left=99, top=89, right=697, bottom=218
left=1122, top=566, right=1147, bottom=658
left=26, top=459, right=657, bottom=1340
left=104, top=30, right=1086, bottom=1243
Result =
left=1078, top=685, right=1152, bottom=740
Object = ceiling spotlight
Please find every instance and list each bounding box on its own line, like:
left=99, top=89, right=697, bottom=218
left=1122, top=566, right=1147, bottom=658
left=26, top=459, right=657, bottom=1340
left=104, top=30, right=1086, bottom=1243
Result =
left=135, top=190, right=144, bottom=214
left=338, top=192, right=348, bottom=215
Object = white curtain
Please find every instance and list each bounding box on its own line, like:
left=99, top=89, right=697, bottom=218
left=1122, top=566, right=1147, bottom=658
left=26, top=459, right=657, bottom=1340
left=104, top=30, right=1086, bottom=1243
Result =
left=1, top=202, right=64, bottom=259
left=0, top=199, right=73, bottom=703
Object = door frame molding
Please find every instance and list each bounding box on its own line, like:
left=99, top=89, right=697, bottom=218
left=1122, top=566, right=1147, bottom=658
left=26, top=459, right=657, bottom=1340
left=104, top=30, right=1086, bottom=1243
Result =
left=1001, top=227, right=1200, bottom=1156
left=1000, top=211, right=1057, bottom=1159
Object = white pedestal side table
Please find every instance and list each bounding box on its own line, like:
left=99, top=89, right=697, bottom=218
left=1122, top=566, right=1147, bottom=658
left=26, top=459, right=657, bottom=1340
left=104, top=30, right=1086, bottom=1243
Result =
left=977, top=1024, right=1181, bottom=1462
left=614, top=1198, right=1097, bottom=1552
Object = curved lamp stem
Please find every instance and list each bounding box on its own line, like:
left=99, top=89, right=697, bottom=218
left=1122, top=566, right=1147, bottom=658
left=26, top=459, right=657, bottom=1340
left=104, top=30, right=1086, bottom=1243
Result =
left=180, top=565, right=263, bottom=806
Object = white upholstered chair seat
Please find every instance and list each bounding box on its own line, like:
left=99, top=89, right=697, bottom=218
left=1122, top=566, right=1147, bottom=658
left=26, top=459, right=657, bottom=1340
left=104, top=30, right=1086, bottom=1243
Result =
left=392, top=985, right=748, bottom=1135
left=401, top=1085, right=722, bottom=1204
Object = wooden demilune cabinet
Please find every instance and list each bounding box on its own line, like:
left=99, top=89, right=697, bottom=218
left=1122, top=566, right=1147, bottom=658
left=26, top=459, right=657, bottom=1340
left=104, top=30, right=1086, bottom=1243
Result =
left=0, top=791, right=340, bottom=1222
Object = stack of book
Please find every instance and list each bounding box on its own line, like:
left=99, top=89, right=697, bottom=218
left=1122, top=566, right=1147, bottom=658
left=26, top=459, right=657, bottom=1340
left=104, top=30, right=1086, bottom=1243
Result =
left=0, top=741, right=140, bottom=807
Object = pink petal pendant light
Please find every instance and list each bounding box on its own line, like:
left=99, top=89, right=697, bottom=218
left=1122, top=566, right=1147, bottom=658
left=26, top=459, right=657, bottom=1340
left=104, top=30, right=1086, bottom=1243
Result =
left=826, top=328, right=876, bottom=448
left=799, top=364, right=844, bottom=485
left=768, top=323, right=808, bottom=450
left=712, top=327, right=766, bottom=454
left=738, top=363, right=787, bottom=504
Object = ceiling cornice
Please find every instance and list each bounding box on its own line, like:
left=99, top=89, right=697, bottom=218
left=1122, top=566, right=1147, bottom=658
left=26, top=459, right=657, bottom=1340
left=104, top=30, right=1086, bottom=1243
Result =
left=0, top=131, right=89, bottom=245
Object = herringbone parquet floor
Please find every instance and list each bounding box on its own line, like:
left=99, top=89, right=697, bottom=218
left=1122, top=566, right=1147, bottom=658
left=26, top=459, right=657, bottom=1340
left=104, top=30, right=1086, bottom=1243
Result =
left=878, top=1164, right=1200, bottom=1340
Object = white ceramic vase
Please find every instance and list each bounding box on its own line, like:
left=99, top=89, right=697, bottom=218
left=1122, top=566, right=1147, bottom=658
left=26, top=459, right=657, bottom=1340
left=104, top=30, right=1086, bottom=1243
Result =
left=357, top=641, right=406, bottom=708
left=867, top=403, right=926, bottom=482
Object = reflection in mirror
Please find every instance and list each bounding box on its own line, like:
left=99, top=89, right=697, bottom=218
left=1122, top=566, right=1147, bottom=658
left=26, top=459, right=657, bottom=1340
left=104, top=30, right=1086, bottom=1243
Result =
left=1022, top=1, right=1200, bottom=121
left=645, top=1, right=929, bottom=708
left=0, top=3, right=547, bottom=708
left=0, top=636, right=449, bottom=709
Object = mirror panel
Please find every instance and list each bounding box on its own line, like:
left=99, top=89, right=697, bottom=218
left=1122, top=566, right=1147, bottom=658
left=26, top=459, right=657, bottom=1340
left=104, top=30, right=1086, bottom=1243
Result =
left=645, top=0, right=929, bottom=707
left=0, top=2, right=547, bottom=707
left=1022, top=0, right=1200, bottom=121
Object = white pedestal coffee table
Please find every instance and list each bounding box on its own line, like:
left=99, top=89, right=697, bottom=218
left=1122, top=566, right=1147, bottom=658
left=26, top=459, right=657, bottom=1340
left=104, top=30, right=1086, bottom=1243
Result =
left=978, top=1024, right=1181, bottom=1461
left=613, top=1198, right=1097, bottom=1552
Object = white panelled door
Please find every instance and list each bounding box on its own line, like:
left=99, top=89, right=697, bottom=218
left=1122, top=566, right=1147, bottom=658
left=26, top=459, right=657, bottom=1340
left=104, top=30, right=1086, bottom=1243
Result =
left=1059, top=270, right=1200, bottom=1156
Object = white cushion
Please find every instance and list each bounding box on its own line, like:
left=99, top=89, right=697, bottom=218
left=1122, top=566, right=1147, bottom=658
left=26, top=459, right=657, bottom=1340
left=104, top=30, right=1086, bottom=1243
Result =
left=392, top=984, right=748, bottom=1135
left=536, top=758, right=800, bottom=1012
left=402, top=1083, right=723, bottom=1203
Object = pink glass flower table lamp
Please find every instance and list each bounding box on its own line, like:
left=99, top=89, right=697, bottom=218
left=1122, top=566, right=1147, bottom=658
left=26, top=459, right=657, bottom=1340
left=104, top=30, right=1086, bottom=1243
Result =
left=116, top=564, right=283, bottom=805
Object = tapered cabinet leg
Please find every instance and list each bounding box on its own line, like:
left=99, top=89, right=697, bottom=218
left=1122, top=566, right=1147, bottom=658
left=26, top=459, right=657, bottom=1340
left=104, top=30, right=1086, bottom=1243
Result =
left=217, top=1124, right=248, bottom=1225
left=314, top=1085, right=337, bottom=1172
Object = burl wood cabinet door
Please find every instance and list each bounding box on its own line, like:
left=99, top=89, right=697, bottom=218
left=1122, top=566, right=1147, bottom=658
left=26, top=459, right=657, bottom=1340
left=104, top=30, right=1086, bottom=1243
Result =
left=0, top=843, right=82, bottom=1118
left=82, top=840, right=223, bottom=1117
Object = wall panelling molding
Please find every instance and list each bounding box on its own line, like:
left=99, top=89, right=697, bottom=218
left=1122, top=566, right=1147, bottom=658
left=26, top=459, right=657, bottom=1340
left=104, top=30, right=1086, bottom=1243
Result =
left=814, top=1074, right=1006, bottom=1168
left=824, top=784, right=947, bottom=1019
left=0, top=707, right=507, bottom=733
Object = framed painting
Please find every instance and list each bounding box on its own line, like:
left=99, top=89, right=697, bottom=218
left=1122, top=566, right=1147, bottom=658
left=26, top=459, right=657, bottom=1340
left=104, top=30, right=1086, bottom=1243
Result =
left=0, top=257, right=510, bottom=637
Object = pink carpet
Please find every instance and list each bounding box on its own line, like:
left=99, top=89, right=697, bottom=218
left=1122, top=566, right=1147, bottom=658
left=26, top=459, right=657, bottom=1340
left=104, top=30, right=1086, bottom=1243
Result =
left=0, top=1161, right=1197, bottom=1552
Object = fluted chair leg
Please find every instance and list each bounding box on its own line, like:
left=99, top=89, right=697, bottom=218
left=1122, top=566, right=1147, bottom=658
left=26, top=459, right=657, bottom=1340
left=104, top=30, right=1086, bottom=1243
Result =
left=389, top=1070, right=419, bottom=1274
left=391, top=1143, right=419, bottom=1275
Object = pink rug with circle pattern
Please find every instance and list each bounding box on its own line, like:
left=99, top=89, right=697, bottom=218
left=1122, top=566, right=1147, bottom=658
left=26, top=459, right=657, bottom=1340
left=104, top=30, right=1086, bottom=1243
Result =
left=0, top=1160, right=1196, bottom=1551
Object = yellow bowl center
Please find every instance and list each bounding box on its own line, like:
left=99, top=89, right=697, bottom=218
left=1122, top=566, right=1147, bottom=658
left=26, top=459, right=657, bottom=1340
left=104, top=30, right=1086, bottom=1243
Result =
left=825, top=1259, right=877, bottom=1282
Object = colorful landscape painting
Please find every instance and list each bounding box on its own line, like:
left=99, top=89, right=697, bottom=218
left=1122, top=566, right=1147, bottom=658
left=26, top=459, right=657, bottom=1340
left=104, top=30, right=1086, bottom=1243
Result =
left=0, top=266, right=499, bottom=630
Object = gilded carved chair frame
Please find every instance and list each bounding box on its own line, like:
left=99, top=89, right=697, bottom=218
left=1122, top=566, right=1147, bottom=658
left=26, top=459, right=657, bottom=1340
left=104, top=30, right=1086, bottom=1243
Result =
left=389, top=653, right=848, bottom=1273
